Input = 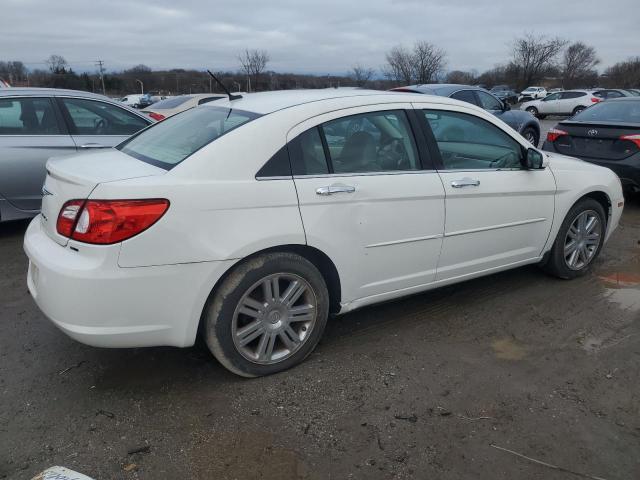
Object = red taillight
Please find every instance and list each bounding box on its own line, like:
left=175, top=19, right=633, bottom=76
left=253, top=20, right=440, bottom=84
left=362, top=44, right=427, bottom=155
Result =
left=148, top=112, right=165, bottom=121
left=547, top=128, right=569, bottom=142
left=590, top=97, right=601, bottom=103
left=620, top=134, right=640, bottom=149
left=56, top=199, right=169, bottom=244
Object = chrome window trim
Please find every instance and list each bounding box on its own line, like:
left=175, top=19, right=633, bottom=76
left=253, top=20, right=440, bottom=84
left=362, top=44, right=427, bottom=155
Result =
left=292, top=170, right=438, bottom=180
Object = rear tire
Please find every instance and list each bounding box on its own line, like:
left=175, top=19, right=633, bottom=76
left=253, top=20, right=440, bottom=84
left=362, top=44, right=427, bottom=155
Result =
left=542, top=198, right=606, bottom=279
left=526, top=106, right=538, bottom=117
left=203, top=252, right=330, bottom=377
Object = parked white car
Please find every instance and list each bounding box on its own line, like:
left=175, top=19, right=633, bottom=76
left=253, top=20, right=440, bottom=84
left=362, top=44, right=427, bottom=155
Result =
left=141, top=93, right=228, bottom=120
left=521, top=90, right=601, bottom=118
left=24, top=89, right=624, bottom=377
left=518, top=86, right=547, bottom=102
left=119, top=94, right=143, bottom=108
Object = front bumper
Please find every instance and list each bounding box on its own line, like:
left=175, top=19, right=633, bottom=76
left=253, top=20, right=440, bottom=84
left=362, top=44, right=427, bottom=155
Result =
left=542, top=141, right=640, bottom=191
left=24, top=216, right=234, bottom=348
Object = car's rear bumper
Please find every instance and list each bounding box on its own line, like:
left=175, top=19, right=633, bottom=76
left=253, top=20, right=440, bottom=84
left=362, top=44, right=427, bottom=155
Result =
left=24, top=216, right=234, bottom=348
left=542, top=141, right=640, bottom=192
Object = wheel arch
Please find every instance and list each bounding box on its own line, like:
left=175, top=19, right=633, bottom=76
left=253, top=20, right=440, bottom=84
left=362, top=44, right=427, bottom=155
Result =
left=197, top=244, right=343, bottom=339
left=581, top=190, right=611, bottom=225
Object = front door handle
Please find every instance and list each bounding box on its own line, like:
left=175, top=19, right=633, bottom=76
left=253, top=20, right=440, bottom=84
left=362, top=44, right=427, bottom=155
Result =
left=79, top=143, right=108, bottom=149
left=451, top=178, right=480, bottom=188
left=316, top=184, right=356, bottom=196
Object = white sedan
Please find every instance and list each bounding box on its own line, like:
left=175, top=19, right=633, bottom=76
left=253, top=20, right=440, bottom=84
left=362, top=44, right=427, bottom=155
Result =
left=24, top=89, right=624, bottom=377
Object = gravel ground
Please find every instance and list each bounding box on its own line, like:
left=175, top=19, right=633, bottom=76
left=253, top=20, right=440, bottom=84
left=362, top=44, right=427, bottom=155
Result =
left=1, top=196, right=639, bottom=480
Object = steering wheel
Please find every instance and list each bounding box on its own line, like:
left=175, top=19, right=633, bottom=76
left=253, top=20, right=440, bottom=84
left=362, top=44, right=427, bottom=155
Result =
left=95, top=118, right=107, bottom=135
left=489, top=151, right=517, bottom=169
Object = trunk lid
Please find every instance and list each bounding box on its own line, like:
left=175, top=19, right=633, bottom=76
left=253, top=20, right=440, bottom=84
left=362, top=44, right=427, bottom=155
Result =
left=41, top=149, right=166, bottom=246
left=553, top=121, right=640, bottom=160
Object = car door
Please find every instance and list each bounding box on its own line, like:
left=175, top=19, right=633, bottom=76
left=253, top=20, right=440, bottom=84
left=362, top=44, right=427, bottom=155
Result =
left=56, top=97, right=150, bottom=150
left=0, top=96, right=76, bottom=212
left=413, top=104, right=556, bottom=282
left=290, top=104, right=446, bottom=304
left=538, top=92, right=561, bottom=114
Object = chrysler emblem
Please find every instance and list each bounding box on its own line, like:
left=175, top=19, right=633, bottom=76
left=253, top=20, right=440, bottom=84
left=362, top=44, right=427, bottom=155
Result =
left=587, top=129, right=598, bottom=137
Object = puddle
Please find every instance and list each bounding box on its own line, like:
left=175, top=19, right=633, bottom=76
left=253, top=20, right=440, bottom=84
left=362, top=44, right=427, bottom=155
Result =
left=603, top=288, right=640, bottom=313
left=492, top=338, right=526, bottom=360
left=598, top=272, right=640, bottom=288
left=596, top=270, right=640, bottom=312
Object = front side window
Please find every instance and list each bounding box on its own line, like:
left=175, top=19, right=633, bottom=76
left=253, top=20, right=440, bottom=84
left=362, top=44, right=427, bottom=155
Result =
left=61, top=98, right=149, bottom=135
left=0, top=97, right=61, bottom=135
left=543, top=93, right=561, bottom=102
left=476, top=91, right=503, bottom=110
left=320, top=110, right=419, bottom=173
left=118, top=105, right=260, bottom=169
left=561, top=92, right=586, bottom=100
left=423, top=110, right=523, bottom=170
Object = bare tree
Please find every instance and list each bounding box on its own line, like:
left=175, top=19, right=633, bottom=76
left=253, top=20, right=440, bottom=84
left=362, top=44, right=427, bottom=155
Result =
left=413, top=41, right=446, bottom=84
left=446, top=70, right=477, bottom=85
left=511, top=34, right=567, bottom=88
left=384, top=45, right=414, bottom=85
left=604, top=57, right=640, bottom=88
left=562, top=42, right=599, bottom=88
left=238, top=49, right=270, bottom=92
left=350, top=64, right=375, bottom=87
left=46, top=54, right=68, bottom=74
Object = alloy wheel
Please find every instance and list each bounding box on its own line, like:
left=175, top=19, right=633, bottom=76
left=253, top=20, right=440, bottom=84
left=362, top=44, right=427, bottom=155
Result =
left=231, top=273, right=317, bottom=364
left=563, top=210, right=602, bottom=270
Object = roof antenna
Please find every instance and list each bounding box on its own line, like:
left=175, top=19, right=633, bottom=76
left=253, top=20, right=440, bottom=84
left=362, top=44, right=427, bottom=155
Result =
left=207, top=70, right=242, bottom=100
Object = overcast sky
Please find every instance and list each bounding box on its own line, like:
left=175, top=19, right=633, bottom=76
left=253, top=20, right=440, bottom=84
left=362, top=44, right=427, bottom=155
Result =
left=1, top=0, right=638, bottom=75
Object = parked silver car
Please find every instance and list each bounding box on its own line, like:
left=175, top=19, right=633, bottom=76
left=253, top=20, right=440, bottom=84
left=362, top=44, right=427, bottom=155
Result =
left=0, top=88, right=152, bottom=221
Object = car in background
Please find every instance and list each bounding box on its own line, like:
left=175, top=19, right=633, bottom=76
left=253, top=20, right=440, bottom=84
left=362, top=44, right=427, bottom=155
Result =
left=592, top=89, right=633, bottom=100
left=391, top=84, right=541, bottom=145
left=23, top=89, right=623, bottom=377
left=518, top=86, right=547, bottom=102
left=625, top=89, right=640, bottom=96
left=547, top=88, right=563, bottom=95
left=0, top=88, right=152, bottom=222
left=542, top=97, right=640, bottom=194
left=0, top=78, right=10, bottom=88
left=141, top=93, right=227, bottom=120
left=137, top=91, right=169, bottom=109
left=119, top=94, right=143, bottom=108
left=490, top=86, right=519, bottom=105
left=520, top=90, right=600, bottom=119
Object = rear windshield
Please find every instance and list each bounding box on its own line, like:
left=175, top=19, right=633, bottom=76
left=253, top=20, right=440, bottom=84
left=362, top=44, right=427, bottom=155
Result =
left=572, top=101, right=640, bottom=124
left=148, top=96, right=192, bottom=109
left=118, top=106, right=261, bottom=169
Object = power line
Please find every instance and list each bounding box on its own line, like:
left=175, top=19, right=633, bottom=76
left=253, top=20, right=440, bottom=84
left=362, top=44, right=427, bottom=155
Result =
left=95, top=60, right=106, bottom=94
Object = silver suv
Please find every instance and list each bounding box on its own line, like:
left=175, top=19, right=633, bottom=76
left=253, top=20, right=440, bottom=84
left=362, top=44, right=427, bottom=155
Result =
left=0, top=88, right=152, bottom=221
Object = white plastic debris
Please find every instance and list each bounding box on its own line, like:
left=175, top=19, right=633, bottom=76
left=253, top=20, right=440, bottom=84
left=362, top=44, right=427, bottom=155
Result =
left=31, top=466, right=95, bottom=480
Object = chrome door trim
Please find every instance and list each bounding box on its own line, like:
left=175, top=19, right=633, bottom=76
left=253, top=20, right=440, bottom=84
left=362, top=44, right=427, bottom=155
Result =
left=366, top=233, right=443, bottom=249
left=445, top=217, right=547, bottom=237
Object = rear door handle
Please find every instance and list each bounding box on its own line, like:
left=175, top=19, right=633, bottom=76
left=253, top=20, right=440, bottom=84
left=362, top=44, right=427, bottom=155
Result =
left=451, top=178, right=480, bottom=188
left=316, top=184, right=356, bottom=196
left=79, top=143, right=108, bottom=149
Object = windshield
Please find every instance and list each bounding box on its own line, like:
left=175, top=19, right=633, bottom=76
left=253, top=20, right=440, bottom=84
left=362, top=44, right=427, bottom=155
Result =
left=118, top=106, right=261, bottom=169
left=571, top=101, right=640, bottom=123
left=149, top=96, right=192, bottom=109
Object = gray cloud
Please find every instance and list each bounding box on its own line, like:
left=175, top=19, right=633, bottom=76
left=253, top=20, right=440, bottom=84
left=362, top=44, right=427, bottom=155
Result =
left=1, top=0, right=638, bottom=74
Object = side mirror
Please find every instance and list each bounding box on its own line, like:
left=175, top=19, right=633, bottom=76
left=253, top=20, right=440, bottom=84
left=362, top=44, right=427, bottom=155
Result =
left=502, top=101, right=510, bottom=111
left=524, top=148, right=544, bottom=169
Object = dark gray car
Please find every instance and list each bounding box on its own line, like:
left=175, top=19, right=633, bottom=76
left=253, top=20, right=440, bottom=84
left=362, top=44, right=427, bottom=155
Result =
left=0, top=88, right=152, bottom=221
left=391, top=84, right=541, bottom=146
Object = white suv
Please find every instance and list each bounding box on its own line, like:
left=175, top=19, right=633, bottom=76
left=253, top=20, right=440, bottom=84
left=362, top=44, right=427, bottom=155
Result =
left=24, top=89, right=624, bottom=376
left=521, top=90, right=601, bottom=118
left=518, top=86, right=547, bottom=102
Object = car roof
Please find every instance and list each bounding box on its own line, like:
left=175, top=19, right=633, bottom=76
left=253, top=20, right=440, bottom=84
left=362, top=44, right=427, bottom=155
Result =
left=0, top=87, right=111, bottom=100
left=199, top=88, right=467, bottom=115
left=390, top=84, right=485, bottom=96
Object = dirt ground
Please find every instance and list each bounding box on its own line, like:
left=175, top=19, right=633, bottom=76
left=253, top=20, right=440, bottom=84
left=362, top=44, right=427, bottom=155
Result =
left=1, top=196, right=639, bottom=480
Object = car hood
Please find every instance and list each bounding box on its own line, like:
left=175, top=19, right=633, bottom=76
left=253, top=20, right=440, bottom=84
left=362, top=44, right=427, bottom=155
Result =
left=544, top=150, right=604, bottom=173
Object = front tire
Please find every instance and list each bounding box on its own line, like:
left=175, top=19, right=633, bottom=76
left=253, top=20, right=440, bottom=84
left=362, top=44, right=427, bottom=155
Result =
left=521, top=126, right=539, bottom=147
left=526, top=106, right=538, bottom=117
left=203, top=252, right=330, bottom=377
left=542, top=198, right=606, bottom=279
left=572, top=106, right=586, bottom=116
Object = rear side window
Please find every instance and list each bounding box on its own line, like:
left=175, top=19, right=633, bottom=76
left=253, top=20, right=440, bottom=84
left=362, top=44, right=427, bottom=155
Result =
left=0, top=97, right=62, bottom=135
left=561, top=92, right=586, bottom=100
left=288, top=127, right=329, bottom=175
left=61, top=98, right=149, bottom=135
left=118, top=106, right=260, bottom=169
left=451, top=90, right=479, bottom=106
left=476, top=91, right=503, bottom=110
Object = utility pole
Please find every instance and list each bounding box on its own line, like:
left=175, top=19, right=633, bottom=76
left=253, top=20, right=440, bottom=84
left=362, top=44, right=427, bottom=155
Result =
left=135, top=79, right=144, bottom=94
left=95, top=60, right=106, bottom=95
